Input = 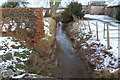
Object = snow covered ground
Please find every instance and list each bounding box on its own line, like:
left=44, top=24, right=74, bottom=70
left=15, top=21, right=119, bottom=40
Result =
left=84, top=14, right=118, bottom=22
left=83, top=20, right=119, bottom=52
left=84, top=14, right=119, bottom=55
left=75, top=18, right=119, bottom=73
left=86, top=20, right=119, bottom=72
left=0, top=37, right=31, bottom=78
left=84, top=14, right=120, bottom=27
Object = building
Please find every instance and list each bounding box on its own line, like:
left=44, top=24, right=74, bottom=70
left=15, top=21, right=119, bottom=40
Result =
left=89, top=0, right=106, bottom=15
left=105, top=0, right=120, bottom=18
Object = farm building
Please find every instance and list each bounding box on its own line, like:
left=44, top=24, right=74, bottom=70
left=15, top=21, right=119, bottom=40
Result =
left=105, top=0, right=120, bottom=19
left=89, top=0, right=106, bottom=15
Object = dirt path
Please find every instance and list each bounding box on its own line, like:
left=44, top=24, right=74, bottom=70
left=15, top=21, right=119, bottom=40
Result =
left=55, top=22, right=91, bottom=78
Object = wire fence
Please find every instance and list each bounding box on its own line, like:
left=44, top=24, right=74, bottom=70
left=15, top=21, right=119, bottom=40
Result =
left=103, top=21, right=120, bottom=39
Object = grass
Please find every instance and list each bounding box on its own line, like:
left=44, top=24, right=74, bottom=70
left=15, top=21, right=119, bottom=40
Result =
left=16, top=64, right=25, bottom=70
left=14, top=52, right=27, bottom=59
left=2, top=53, right=12, bottom=61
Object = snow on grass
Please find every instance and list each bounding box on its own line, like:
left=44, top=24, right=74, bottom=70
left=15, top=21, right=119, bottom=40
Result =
left=43, top=19, right=52, bottom=37
left=84, top=20, right=119, bottom=73
left=88, top=20, right=119, bottom=72
left=12, top=73, right=26, bottom=78
left=41, top=18, right=53, bottom=41
left=0, top=37, right=32, bottom=78
left=12, top=73, right=50, bottom=78
left=0, top=37, right=29, bottom=55
left=87, top=20, right=118, bottom=54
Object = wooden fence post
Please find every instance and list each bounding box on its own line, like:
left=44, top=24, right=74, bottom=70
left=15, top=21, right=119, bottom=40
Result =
left=0, top=22, right=2, bottom=37
left=107, top=24, right=110, bottom=49
left=0, top=9, right=2, bottom=37
left=96, top=21, right=99, bottom=40
left=80, top=20, right=82, bottom=27
left=84, top=21, right=87, bottom=29
left=87, top=20, right=92, bottom=33
left=82, top=19, right=86, bottom=29
left=103, top=23, right=105, bottom=39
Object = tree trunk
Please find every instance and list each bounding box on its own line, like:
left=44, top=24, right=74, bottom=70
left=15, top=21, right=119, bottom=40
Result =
left=49, top=0, right=61, bottom=17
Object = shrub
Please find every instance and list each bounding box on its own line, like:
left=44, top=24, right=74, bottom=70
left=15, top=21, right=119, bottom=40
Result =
left=61, top=8, right=73, bottom=23
left=61, top=2, right=85, bottom=22
left=1, top=2, right=28, bottom=8
left=116, top=10, right=120, bottom=21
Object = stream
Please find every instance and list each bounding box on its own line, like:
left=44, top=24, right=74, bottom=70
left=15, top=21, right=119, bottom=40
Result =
left=55, top=22, right=91, bottom=78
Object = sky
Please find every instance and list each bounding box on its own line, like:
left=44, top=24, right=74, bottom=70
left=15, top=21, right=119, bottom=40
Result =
left=0, top=0, right=90, bottom=7
left=0, top=0, right=113, bottom=8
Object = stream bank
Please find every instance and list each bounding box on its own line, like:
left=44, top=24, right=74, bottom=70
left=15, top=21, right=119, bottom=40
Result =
left=54, top=22, right=91, bottom=78
left=65, top=20, right=119, bottom=78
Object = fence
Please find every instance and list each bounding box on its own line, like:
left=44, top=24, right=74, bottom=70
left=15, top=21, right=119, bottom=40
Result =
left=103, top=21, right=120, bottom=39
left=103, top=21, right=120, bottom=49
left=78, top=19, right=120, bottom=49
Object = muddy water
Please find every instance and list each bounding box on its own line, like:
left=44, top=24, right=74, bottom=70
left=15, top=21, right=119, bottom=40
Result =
left=55, top=22, right=91, bottom=78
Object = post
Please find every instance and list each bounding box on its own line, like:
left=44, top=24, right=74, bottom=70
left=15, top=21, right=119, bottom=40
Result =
left=87, top=20, right=92, bottom=33
left=79, top=20, right=82, bottom=32
left=0, top=8, right=2, bottom=37
left=96, top=21, right=99, bottom=40
left=79, top=20, right=82, bottom=27
left=82, top=21, right=86, bottom=29
left=82, top=18, right=86, bottom=29
left=107, top=24, right=110, bottom=49
left=103, top=23, right=105, bottom=39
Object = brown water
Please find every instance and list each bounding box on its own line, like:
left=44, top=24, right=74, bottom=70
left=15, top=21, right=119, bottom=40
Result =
left=55, top=22, right=91, bottom=78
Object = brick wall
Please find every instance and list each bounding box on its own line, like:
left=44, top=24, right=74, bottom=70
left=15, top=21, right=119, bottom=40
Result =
left=0, top=8, right=46, bottom=53
left=1, top=8, right=44, bottom=40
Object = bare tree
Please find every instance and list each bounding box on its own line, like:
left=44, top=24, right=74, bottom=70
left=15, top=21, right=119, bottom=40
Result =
left=45, top=0, right=62, bottom=17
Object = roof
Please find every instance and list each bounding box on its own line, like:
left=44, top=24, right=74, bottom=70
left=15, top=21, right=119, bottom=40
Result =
left=90, top=1, right=106, bottom=6
left=106, top=0, right=120, bottom=7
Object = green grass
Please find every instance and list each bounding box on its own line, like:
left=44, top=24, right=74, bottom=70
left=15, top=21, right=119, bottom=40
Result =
left=22, top=50, right=31, bottom=55
left=14, top=52, right=27, bottom=59
left=16, top=64, right=25, bottom=69
left=2, top=53, right=12, bottom=61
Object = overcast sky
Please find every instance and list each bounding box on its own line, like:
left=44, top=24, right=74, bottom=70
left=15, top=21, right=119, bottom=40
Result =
left=0, top=0, right=112, bottom=7
left=0, top=0, right=90, bottom=7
